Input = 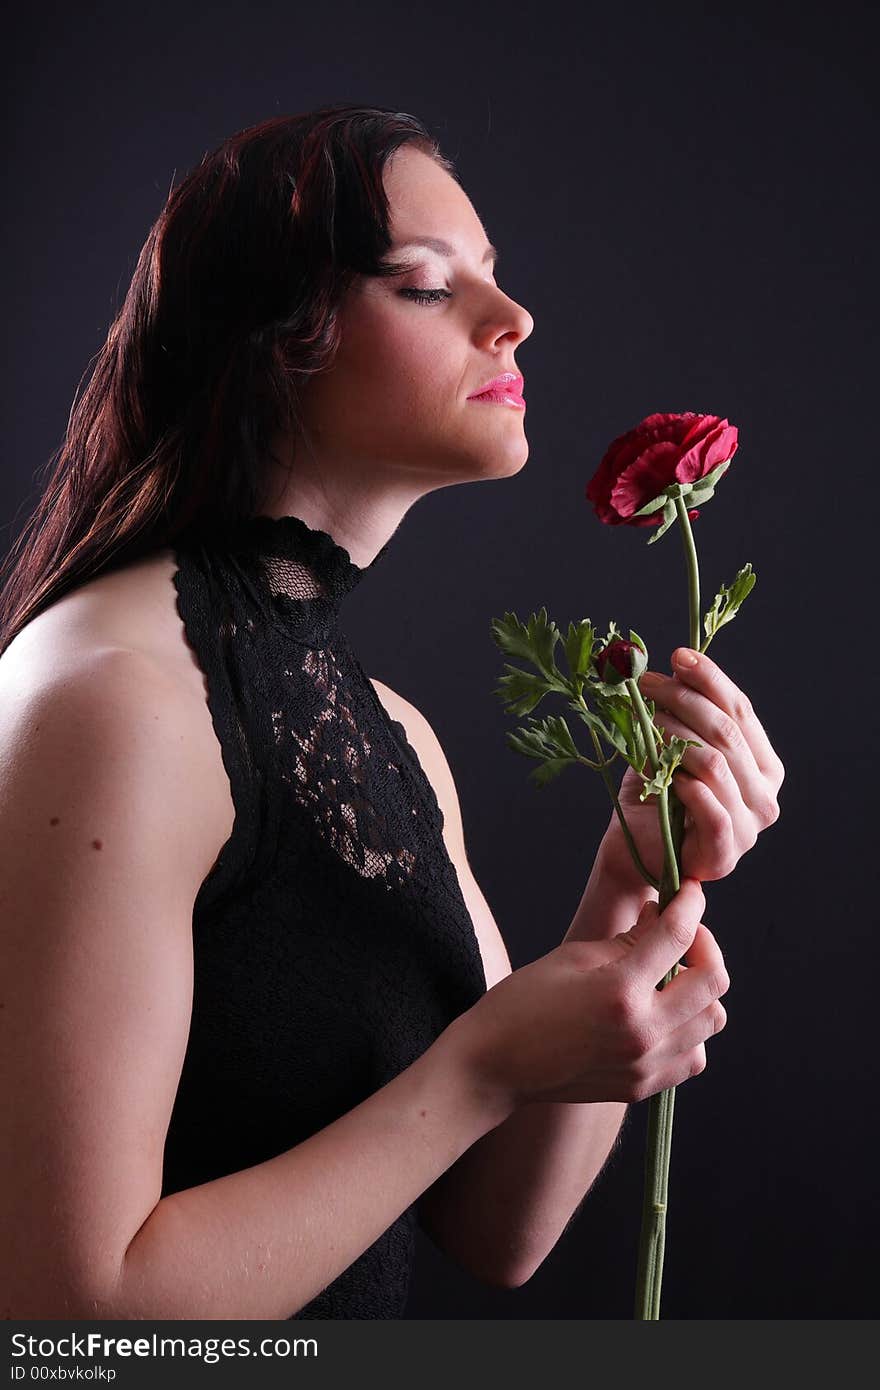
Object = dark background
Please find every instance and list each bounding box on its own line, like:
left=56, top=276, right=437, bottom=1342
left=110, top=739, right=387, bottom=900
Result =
left=4, top=0, right=877, bottom=1318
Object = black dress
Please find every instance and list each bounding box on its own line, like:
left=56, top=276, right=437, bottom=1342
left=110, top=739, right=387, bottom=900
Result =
left=160, top=513, right=488, bottom=1318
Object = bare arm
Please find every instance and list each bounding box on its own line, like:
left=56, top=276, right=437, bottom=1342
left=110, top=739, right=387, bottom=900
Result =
left=382, top=691, right=649, bottom=1284
left=109, top=1019, right=507, bottom=1320
left=0, top=649, right=512, bottom=1321
left=417, top=843, right=649, bottom=1285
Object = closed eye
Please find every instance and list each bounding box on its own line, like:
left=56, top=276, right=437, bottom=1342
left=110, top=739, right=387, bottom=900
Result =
left=399, top=288, right=452, bottom=306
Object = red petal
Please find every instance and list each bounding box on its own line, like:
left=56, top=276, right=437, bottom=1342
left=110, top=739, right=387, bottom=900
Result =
left=610, top=440, right=680, bottom=520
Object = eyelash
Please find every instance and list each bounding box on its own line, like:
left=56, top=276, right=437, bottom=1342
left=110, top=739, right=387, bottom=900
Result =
left=399, top=288, right=453, bottom=306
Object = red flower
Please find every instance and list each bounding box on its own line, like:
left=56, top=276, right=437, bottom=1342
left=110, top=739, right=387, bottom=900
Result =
left=594, top=638, right=648, bottom=684
left=586, top=412, right=739, bottom=527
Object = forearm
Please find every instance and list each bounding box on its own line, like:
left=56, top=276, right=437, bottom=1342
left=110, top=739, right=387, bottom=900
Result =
left=418, top=839, right=656, bottom=1286
left=80, top=1023, right=511, bottom=1321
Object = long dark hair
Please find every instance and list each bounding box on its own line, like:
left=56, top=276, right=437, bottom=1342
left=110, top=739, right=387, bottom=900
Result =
left=0, top=104, right=456, bottom=656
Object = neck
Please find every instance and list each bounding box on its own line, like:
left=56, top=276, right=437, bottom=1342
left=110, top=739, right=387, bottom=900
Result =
left=259, top=454, right=422, bottom=569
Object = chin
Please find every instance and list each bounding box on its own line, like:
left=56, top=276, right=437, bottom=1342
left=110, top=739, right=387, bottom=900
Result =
left=420, top=435, right=529, bottom=488
left=485, top=440, right=530, bottom=479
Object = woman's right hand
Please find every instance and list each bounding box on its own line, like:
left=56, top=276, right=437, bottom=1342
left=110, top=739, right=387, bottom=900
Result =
left=455, top=878, right=729, bottom=1109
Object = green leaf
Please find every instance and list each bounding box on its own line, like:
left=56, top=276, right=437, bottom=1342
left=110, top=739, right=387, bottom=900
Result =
left=530, top=758, right=573, bottom=788
left=638, top=735, right=703, bottom=802
left=702, top=563, right=757, bottom=645
left=539, top=712, right=580, bottom=760
left=587, top=703, right=630, bottom=759
left=504, top=712, right=583, bottom=788
left=571, top=701, right=618, bottom=748
left=493, top=665, right=554, bottom=716
left=505, top=712, right=579, bottom=761
left=563, top=618, right=595, bottom=682
left=490, top=608, right=563, bottom=679
left=628, top=627, right=649, bottom=659
left=603, top=697, right=638, bottom=759
left=589, top=691, right=650, bottom=771
left=505, top=727, right=546, bottom=759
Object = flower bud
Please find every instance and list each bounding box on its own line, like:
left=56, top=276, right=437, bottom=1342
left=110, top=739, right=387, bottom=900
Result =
left=594, top=638, right=648, bottom=684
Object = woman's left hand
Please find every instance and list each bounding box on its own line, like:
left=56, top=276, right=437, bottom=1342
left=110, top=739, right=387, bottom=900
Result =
left=600, top=647, right=785, bottom=887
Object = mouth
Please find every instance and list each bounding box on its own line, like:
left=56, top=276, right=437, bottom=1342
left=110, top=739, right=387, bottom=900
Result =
left=467, top=372, right=526, bottom=408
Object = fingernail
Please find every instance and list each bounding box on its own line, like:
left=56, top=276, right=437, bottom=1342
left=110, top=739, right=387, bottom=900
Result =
left=640, top=671, right=662, bottom=686
left=673, top=648, right=699, bottom=668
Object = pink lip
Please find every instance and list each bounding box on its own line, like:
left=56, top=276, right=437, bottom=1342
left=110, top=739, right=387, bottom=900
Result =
left=467, top=371, right=525, bottom=408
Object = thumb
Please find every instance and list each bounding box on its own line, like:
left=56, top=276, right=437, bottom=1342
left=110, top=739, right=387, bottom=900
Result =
left=618, top=880, right=705, bottom=981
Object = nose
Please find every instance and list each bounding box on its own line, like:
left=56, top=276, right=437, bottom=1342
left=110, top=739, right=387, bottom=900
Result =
left=482, top=286, right=534, bottom=349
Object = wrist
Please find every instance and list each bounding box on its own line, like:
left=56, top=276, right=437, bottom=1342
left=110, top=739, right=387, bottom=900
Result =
left=435, top=1005, right=520, bottom=1131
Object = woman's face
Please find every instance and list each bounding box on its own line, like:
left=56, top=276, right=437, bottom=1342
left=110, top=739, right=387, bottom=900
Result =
left=290, top=145, right=535, bottom=495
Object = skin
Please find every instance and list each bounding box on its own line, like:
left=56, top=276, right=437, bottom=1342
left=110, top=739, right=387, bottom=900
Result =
left=263, top=143, right=535, bottom=568
left=598, top=649, right=786, bottom=893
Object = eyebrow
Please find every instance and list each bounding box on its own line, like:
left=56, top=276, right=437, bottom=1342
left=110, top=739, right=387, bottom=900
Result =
left=391, top=236, right=499, bottom=267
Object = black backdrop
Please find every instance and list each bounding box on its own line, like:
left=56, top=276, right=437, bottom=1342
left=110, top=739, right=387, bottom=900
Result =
left=4, top=0, right=877, bottom=1319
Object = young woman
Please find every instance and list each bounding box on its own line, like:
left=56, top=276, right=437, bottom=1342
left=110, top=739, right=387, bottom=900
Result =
left=0, top=105, right=783, bottom=1320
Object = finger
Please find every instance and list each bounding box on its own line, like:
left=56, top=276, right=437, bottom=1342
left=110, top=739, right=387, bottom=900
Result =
left=675, top=918, right=728, bottom=978
left=644, top=705, right=745, bottom=878
left=661, top=997, right=728, bottom=1059
left=646, top=648, right=784, bottom=787
left=653, top=922, right=730, bottom=1029
left=653, top=995, right=728, bottom=1056
left=645, top=706, right=756, bottom=845
left=645, top=1042, right=709, bottom=1096
left=669, top=648, right=781, bottom=782
left=622, top=879, right=707, bottom=986
left=641, top=686, right=773, bottom=828
left=672, top=770, right=739, bottom=879
left=649, top=708, right=756, bottom=822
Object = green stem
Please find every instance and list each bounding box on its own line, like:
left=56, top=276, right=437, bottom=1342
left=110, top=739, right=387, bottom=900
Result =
left=578, top=696, right=660, bottom=891
left=633, top=497, right=702, bottom=1320
left=600, top=764, right=660, bottom=891
left=674, top=495, right=701, bottom=652
left=627, top=680, right=661, bottom=776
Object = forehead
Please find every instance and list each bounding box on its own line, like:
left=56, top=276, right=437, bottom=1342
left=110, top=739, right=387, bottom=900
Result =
left=383, top=146, right=487, bottom=244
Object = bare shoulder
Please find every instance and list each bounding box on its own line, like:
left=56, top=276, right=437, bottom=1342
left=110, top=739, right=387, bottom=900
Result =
left=1, top=548, right=192, bottom=689
left=0, top=651, right=227, bottom=897
left=0, top=548, right=235, bottom=865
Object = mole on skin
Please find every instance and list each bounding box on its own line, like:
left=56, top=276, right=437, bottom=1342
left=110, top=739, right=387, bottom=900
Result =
left=48, top=817, right=102, bottom=851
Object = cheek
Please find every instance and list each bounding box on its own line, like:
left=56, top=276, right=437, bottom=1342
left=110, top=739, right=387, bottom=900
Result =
left=351, top=341, right=459, bottom=425
left=320, top=297, right=465, bottom=439
left=340, top=298, right=434, bottom=378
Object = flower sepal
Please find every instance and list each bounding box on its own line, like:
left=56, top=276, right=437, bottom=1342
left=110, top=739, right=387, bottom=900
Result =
left=631, top=459, right=733, bottom=521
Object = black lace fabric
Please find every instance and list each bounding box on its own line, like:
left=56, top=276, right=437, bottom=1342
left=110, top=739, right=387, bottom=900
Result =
left=163, top=513, right=487, bottom=1319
